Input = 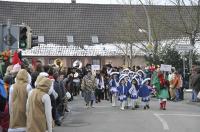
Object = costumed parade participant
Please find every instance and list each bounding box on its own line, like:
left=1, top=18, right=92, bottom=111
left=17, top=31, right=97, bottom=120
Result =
left=81, top=70, right=97, bottom=108
left=151, top=66, right=161, bottom=98
left=138, top=78, right=152, bottom=110
left=123, top=74, right=131, bottom=108
left=128, top=77, right=139, bottom=110
left=122, top=68, right=130, bottom=75
left=117, top=75, right=129, bottom=110
left=136, top=70, right=146, bottom=85
left=132, top=74, right=142, bottom=108
left=27, top=77, right=53, bottom=132
left=157, top=72, right=169, bottom=110
left=106, top=64, right=112, bottom=75
left=128, top=71, right=135, bottom=82
left=0, top=74, right=7, bottom=112
left=109, top=72, right=119, bottom=107
left=8, top=69, right=32, bottom=132
left=96, top=71, right=105, bottom=103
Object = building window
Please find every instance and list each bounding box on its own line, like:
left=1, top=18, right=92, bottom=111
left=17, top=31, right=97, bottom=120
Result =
left=92, top=58, right=100, bottom=65
left=67, top=35, right=74, bottom=44
left=38, top=36, right=44, bottom=43
left=49, top=58, right=54, bottom=65
left=91, top=36, right=99, bottom=44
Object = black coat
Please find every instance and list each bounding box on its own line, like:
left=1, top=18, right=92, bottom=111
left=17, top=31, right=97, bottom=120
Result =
left=31, top=71, right=40, bottom=88
left=191, top=73, right=200, bottom=93
left=53, top=80, right=62, bottom=106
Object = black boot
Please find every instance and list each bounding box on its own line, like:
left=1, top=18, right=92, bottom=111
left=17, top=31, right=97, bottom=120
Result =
left=90, top=100, right=94, bottom=108
left=144, top=106, right=146, bottom=110
left=146, top=105, right=150, bottom=109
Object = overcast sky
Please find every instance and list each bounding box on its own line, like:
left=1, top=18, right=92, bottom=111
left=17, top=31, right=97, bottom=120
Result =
left=1, top=0, right=196, bottom=5
left=0, top=0, right=174, bottom=5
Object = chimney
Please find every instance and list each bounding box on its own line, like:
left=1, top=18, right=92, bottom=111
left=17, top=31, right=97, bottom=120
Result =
left=71, top=0, right=76, bottom=3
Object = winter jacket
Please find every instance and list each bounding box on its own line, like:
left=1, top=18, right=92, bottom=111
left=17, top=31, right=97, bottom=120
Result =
left=138, top=84, right=151, bottom=97
left=0, top=79, right=7, bottom=112
left=172, top=74, right=182, bottom=89
left=117, top=84, right=129, bottom=101
left=9, top=69, right=31, bottom=132
left=27, top=77, right=52, bottom=132
left=191, top=73, right=200, bottom=93
left=53, top=80, right=63, bottom=105
left=81, top=75, right=97, bottom=92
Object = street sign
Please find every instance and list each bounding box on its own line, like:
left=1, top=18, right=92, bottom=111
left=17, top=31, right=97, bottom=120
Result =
left=3, top=34, right=17, bottom=46
left=91, top=65, right=100, bottom=71
left=160, top=64, right=172, bottom=72
left=175, top=45, right=194, bottom=51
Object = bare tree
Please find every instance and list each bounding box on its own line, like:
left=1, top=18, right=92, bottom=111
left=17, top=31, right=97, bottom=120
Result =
left=161, top=0, right=200, bottom=69
left=114, top=0, right=172, bottom=66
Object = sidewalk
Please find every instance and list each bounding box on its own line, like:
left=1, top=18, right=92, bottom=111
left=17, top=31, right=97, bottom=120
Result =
left=183, top=90, right=200, bottom=107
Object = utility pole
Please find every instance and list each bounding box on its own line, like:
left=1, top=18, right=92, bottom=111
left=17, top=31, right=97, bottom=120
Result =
left=188, top=0, right=200, bottom=71
left=6, top=19, right=11, bottom=49
left=182, top=52, right=186, bottom=79
left=189, top=32, right=195, bottom=71
left=138, top=0, right=152, bottom=44
left=130, top=43, right=133, bottom=67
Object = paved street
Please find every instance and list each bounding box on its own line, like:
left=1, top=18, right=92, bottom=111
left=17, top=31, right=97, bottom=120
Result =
left=54, top=93, right=200, bottom=132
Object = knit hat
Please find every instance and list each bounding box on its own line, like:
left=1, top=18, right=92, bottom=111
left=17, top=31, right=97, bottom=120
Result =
left=37, top=77, right=52, bottom=93
left=119, top=74, right=128, bottom=82
left=121, top=73, right=129, bottom=78
left=110, top=72, right=119, bottom=76
left=128, top=71, right=135, bottom=76
left=141, top=78, right=151, bottom=85
left=119, top=74, right=126, bottom=83
left=10, top=63, right=21, bottom=74
left=131, top=76, right=139, bottom=84
left=15, top=69, right=28, bottom=83
left=12, top=51, right=21, bottom=65
left=35, top=75, right=46, bottom=87
left=122, top=68, right=130, bottom=73
left=39, top=72, right=49, bottom=77
left=137, top=70, right=145, bottom=77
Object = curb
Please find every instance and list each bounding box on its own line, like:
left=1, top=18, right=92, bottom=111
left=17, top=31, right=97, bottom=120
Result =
left=184, top=89, right=192, bottom=93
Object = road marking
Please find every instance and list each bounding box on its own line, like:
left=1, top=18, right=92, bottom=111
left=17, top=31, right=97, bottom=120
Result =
left=156, top=113, right=200, bottom=117
left=154, top=113, right=169, bottom=130
left=93, top=105, right=112, bottom=108
left=154, top=113, right=200, bottom=131
left=71, top=105, right=111, bottom=108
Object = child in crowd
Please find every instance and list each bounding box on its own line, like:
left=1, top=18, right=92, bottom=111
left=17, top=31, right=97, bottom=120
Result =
left=123, top=74, right=131, bottom=108
left=158, top=73, right=169, bottom=110
left=129, top=77, right=139, bottom=110
left=138, top=78, right=152, bottom=110
left=109, top=72, right=119, bottom=107
left=117, top=75, right=129, bottom=110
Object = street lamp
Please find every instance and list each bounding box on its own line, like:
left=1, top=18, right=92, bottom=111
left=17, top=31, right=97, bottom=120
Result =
left=138, top=28, right=147, bottom=33
left=138, top=0, right=152, bottom=44
left=138, top=28, right=153, bottom=50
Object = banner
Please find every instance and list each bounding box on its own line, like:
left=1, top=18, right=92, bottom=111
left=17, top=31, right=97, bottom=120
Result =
left=160, top=64, right=172, bottom=72
left=91, top=65, right=100, bottom=71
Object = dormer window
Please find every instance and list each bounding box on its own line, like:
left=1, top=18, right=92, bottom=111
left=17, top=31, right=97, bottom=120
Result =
left=91, top=36, right=99, bottom=44
left=67, top=35, right=74, bottom=44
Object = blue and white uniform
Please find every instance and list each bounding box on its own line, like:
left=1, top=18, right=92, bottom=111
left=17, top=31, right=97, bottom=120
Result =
left=117, top=84, right=129, bottom=102
left=137, top=70, right=146, bottom=85
left=138, top=78, right=152, bottom=109
left=129, top=77, right=139, bottom=109
left=109, top=79, right=119, bottom=94
left=117, top=75, right=129, bottom=110
left=128, top=71, right=135, bottom=82
left=109, top=72, right=119, bottom=107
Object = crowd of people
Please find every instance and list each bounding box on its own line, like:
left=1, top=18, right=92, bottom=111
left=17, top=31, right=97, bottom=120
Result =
left=80, top=64, right=187, bottom=111
left=0, top=51, right=200, bottom=132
